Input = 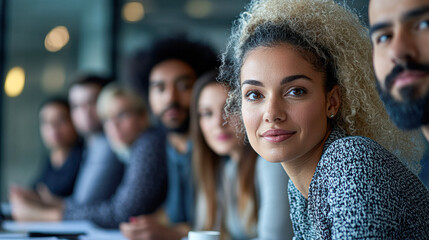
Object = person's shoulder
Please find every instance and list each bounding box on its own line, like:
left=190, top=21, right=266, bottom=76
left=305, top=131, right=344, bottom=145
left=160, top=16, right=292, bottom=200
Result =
left=319, top=135, right=401, bottom=181
left=324, top=135, right=395, bottom=163
left=133, top=127, right=166, bottom=148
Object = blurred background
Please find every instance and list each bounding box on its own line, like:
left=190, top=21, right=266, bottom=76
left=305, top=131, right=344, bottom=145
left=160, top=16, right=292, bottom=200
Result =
left=0, top=0, right=368, bottom=201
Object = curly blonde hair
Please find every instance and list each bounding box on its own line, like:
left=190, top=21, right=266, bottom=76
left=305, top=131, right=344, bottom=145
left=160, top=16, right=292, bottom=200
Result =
left=219, top=0, right=423, bottom=173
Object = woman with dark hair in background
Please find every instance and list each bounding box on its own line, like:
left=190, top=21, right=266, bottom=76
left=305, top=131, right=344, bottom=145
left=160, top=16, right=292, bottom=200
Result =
left=191, top=71, right=293, bottom=239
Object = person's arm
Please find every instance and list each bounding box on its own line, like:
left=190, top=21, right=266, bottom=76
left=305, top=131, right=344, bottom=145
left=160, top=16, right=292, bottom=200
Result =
left=256, top=157, right=294, bottom=240
left=120, top=213, right=189, bottom=240
left=71, top=134, right=124, bottom=204
left=63, top=129, right=168, bottom=228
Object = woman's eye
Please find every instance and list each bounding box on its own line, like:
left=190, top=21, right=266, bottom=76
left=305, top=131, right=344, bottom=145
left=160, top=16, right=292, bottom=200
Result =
left=199, top=111, right=212, bottom=118
left=245, top=90, right=264, bottom=101
left=417, top=19, right=429, bottom=30
left=288, top=88, right=307, bottom=97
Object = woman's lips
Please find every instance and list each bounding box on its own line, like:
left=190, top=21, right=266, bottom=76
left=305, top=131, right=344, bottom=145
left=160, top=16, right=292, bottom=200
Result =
left=261, top=129, right=296, bottom=143
left=217, top=133, right=232, bottom=141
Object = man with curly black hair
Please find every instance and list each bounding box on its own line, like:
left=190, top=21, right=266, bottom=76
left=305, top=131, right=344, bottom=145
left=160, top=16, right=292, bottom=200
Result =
left=120, top=36, right=218, bottom=240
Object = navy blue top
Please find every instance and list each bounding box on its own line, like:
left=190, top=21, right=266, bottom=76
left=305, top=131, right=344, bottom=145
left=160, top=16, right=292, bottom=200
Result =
left=289, top=127, right=429, bottom=239
left=165, top=140, right=194, bottom=224
left=34, top=141, right=84, bottom=197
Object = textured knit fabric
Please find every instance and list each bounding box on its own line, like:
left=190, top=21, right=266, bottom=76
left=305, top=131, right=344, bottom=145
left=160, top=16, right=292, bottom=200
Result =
left=33, top=142, right=84, bottom=197
left=72, top=133, right=124, bottom=204
left=223, top=157, right=294, bottom=240
left=165, top=140, right=194, bottom=224
left=63, top=128, right=168, bottom=228
left=419, top=137, right=429, bottom=189
left=289, top=127, right=429, bottom=239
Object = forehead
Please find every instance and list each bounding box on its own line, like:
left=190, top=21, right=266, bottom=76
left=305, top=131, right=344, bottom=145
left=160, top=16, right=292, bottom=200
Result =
left=149, top=59, right=196, bottom=82
left=69, top=84, right=101, bottom=100
left=109, top=96, right=132, bottom=109
left=40, top=103, right=68, bottom=118
left=369, top=0, right=429, bottom=24
left=199, top=84, right=226, bottom=104
left=241, top=45, right=318, bottom=79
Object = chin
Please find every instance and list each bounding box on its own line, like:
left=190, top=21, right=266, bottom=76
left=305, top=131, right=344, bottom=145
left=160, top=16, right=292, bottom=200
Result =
left=257, top=152, right=285, bottom=163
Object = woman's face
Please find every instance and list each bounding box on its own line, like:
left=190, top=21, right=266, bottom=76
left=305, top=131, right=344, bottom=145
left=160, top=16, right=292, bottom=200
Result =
left=103, top=96, right=147, bottom=148
left=240, top=44, right=339, bottom=163
left=198, top=83, right=241, bottom=157
left=40, top=103, right=77, bottom=150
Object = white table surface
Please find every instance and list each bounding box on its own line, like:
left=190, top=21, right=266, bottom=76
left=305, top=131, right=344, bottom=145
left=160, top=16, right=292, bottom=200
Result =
left=0, top=220, right=126, bottom=240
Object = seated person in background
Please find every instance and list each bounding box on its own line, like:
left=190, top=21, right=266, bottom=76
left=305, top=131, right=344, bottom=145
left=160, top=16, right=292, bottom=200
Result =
left=68, top=74, right=124, bottom=204
left=120, top=36, right=218, bottom=240
left=33, top=97, right=83, bottom=198
left=219, top=0, right=429, bottom=238
left=369, top=0, right=429, bottom=188
left=10, top=83, right=168, bottom=228
left=191, top=72, right=293, bottom=239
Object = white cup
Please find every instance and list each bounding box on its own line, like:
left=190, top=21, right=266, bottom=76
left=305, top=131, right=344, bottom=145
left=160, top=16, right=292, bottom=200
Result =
left=188, top=231, right=220, bottom=240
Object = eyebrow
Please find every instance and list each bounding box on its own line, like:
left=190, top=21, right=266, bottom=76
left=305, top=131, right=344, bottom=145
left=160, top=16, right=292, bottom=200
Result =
left=241, top=74, right=312, bottom=87
left=369, top=22, right=392, bottom=37
left=149, top=74, right=194, bottom=86
left=402, top=6, right=429, bottom=21
left=369, top=6, right=429, bottom=37
left=281, top=75, right=312, bottom=84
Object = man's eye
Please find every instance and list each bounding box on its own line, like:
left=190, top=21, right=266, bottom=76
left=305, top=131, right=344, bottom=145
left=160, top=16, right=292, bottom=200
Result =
left=155, top=85, right=165, bottom=92
left=377, top=34, right=391, bottom=44
left=177, top=82, right=192, bottom=91
left=245, top=90, right=263, bottom=101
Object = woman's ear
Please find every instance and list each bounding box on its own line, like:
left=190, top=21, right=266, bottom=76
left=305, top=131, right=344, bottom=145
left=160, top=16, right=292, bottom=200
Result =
left=326, top=85, right=341, bottom=118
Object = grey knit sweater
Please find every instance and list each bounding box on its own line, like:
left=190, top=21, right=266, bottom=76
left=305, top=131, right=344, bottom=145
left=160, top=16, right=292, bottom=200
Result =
left=289, top=127, right=429, bottom=239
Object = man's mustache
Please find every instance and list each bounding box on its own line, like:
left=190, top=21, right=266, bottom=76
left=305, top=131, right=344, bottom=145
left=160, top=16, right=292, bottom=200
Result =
left=160, top=103, right=183, bottom=117
left=385, top=61, right=429, bottom=91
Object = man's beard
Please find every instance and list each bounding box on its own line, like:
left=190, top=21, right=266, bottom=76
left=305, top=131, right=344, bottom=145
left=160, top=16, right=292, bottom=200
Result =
left=376, top=61, right=429, bottom=130
left=155, top=102, right=190, bottom=134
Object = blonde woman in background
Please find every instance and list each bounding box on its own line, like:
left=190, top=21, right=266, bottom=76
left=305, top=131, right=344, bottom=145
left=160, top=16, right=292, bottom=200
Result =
left=219, top=0, right=429, bottom=238
left=191, top=71, right=293, bottom=239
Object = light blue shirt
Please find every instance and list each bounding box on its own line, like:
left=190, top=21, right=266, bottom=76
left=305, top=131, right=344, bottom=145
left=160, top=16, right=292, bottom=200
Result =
left=165, top=140, right=194, bottom=224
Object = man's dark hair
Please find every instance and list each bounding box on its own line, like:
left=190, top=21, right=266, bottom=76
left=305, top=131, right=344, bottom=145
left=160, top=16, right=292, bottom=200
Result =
left=39, top=96, right=70, bottom=114
left=127, top=36, right=219, bottom=100
left=69, top=74, right=113, bottom=89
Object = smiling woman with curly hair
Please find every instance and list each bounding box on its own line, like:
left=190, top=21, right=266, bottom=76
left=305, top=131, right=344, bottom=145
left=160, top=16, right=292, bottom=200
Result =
left=219, top=0, right=429, bottom=238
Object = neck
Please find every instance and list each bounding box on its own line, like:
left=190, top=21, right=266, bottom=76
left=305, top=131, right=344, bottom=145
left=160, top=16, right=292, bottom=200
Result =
left=50, top=147, right=70, bottom=168
left=422, top=125, right=429, bottom=143
left=230, top=149, right=241, bottom=162
left=280, top=128, right=331, bottom=199
left=168, top=132, right=189, bottom=154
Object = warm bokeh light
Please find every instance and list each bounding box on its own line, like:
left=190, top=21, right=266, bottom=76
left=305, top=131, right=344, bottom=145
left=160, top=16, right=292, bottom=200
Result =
left=42, top=64, right=66, bottom=93
left=185, top=0, right=213, bottom=18
left=45, top=26, right=70, bottom=52
left=4, top=67, right=26, bottom=97
left=122, top=2, right=145, bottom=22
